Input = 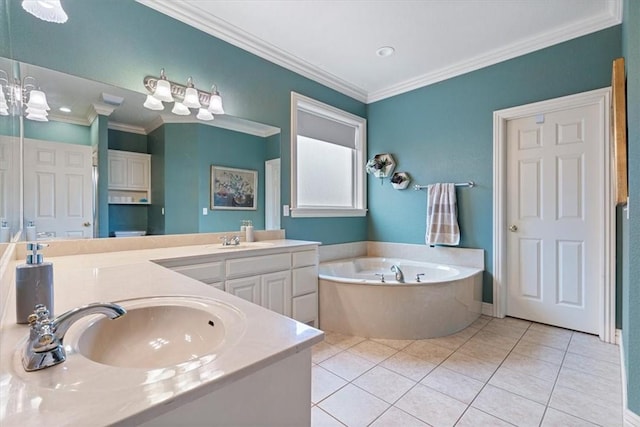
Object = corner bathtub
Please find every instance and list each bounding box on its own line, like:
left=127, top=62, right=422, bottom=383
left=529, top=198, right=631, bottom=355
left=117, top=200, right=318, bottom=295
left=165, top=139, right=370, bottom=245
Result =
left=318, top=258, right=483, bottom=339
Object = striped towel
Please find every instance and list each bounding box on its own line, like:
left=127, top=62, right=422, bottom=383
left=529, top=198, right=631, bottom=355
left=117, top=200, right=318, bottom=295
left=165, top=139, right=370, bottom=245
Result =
left=425, top=183, right=460, bottom=246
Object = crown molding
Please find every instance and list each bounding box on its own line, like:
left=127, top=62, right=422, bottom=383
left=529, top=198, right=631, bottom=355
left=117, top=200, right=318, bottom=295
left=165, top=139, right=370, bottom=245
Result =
left=138, top=0, right=621, bottom=105
left=148, top=113, right=280, bottom=138
left=109, top=121, right=148, bottom=135
left=91, top=103, right=116, bottom=117
left=137, top=0, right=368, bottom=103
left=367, top=3, right=622, bottom=103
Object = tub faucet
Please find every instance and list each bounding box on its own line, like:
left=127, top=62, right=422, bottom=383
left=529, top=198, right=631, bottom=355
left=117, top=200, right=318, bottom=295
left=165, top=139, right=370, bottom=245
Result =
left=22, top=302, right=126, bottom=372
left=390, top=265, right=405, bottom=283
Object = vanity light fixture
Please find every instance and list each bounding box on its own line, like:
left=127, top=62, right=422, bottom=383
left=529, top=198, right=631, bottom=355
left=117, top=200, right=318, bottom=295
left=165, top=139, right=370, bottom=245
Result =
left=22, top=0, right=68, bottom=24
left=0, top=71, right=50, bottom=121
left=142, top=69, right=225, bottom=121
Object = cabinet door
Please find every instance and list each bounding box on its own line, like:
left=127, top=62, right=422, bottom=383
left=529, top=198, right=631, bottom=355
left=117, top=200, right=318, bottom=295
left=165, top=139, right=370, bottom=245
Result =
left=108, top=153, right=127, bottom=188
left=127, top=156, right=149, bottom=189
left=226, top=276, right=261, bottom=305
left=292, top=265, right=318, bottom=297
left=292, top=292, right=317, bottom=326
left=261, top=271, right=291, bottom=316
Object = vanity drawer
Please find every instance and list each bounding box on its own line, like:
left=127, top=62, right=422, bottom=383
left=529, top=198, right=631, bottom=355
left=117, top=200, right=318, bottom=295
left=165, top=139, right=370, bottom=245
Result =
left=226, top=253, right=291, bottom=278
left=292, top=265, right=318, bottom=297
left=171, top=261, right=224, bottom=284
left=292, top=292, right=317, bottom=324
left=292, top=249, right=317, bottom=268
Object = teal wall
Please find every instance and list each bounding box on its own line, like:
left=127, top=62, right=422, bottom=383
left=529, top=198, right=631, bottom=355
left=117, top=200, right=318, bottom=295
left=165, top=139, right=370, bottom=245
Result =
left=367, top=27, right=622, bottom=303
left=108, top=129, right=147, bottom=152
left=622, top=0, right=640, bottom=414
left=148, top=126, right=166, bottom=235
left=23, top=120, right=90, bottom=145
left=95, top=115, right=109, bottom=238
left=8, top=0, right=368, bottom=244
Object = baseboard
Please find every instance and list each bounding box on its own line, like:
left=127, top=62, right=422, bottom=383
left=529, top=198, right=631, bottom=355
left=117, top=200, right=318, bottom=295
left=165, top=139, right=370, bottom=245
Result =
left=618, top=330, right=640, bottom=427
left=482, top=302, right=494, bottom=317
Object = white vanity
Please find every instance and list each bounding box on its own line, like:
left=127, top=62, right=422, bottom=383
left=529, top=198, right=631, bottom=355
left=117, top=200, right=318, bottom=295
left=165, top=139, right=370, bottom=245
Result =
left=0, top=236, right=323, bottom=426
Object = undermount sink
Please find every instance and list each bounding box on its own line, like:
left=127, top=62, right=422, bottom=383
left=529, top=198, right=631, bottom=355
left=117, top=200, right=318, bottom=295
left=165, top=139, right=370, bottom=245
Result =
left=66, top=296, right=246, bottom=370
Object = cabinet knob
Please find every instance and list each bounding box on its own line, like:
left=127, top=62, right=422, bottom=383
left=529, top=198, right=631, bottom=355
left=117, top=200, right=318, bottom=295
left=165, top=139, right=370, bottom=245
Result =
left=83, top=222, right=91, bottom=227
left=509, top=224, right=518, bottom=232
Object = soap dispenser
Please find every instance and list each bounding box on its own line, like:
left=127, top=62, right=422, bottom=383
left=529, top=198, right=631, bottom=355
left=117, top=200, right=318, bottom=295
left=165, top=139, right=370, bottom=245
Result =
left=16, top=243, right=54, bottom=324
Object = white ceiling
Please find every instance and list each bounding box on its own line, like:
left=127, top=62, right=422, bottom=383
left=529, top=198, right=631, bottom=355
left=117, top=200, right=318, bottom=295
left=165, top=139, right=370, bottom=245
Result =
left=138, top=0, right=621, bottom=103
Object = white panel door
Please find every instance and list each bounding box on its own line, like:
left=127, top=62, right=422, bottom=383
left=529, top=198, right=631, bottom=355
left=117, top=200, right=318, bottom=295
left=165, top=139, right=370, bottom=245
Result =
left=225, top=276, right=261, bottom=305
left=506, top=103, right=602, bottom=333
left=24, top=140, right=93, bottom=239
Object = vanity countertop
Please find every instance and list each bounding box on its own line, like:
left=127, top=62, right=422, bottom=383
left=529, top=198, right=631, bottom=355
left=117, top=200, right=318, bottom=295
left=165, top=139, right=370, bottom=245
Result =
left=0, top=239, right=323, bottom=426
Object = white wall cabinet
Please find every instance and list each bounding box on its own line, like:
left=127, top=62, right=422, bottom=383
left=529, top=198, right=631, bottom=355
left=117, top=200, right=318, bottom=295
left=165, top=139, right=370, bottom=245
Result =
left=108, top=150, right=151, bottom=204
left=157, top=244, right=318, bottom=325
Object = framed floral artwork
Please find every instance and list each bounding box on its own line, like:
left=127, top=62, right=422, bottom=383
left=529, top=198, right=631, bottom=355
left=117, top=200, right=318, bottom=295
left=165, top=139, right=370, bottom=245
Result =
left=211, top=166, right=257, bottom=210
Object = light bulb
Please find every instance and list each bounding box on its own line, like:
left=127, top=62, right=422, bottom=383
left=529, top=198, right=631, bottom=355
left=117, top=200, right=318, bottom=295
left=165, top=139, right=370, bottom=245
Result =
left=207, top=90, right=224, bottom=115
left=21, top=0, right=68, bottom=24
left=183, top=87, right=201, bottom=109
left=27, top=89, right=50, bottom=111
left=154, top=79, right=174, bottom=102
left=26, top=109, right=48, bottom=121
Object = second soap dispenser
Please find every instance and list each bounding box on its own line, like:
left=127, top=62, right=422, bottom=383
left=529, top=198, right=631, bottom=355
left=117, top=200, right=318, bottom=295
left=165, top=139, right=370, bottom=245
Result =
left=16, top=243, right=54, bottom=324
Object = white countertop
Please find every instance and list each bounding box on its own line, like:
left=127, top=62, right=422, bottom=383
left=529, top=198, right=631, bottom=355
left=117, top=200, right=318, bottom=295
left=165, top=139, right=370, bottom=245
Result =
left=0, top=239, right=323, bottom=426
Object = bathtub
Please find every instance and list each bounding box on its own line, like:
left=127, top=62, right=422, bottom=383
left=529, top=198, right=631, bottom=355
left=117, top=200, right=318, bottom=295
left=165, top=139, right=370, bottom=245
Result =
left=318, top=257, right=483, bottom=339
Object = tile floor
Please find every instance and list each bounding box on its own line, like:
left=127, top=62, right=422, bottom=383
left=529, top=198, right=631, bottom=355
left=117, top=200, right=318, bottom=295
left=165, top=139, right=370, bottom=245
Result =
left=311, top=316, right=622, bottom=427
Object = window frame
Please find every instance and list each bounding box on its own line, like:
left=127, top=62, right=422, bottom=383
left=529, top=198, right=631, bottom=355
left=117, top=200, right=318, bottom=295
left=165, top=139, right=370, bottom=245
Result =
left=290, top=92, right=367, bottom=218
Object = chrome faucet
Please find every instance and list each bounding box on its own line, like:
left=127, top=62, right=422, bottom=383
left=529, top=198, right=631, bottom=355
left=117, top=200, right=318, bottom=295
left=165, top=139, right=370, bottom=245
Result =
left=220, top=235, right=241, bottom=246
left=390, top=265, right=405, bottom=283
left=22, top=303, right=126, bottom=372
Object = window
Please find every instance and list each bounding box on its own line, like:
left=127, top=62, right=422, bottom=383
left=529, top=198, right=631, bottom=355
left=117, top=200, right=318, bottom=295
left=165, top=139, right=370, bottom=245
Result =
left=290, top=92, right=367, bottom=217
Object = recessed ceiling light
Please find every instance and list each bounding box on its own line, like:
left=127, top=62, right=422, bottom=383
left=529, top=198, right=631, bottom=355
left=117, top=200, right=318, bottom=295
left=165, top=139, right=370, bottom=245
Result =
left=59, top=107, right=71, bottom=113
left=376, top=46, right=395, bottom=57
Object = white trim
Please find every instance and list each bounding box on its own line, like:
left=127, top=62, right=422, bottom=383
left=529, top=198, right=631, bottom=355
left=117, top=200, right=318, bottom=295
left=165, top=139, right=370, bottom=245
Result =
left=482, top=303, right=494, bottom=317
left=492, top=87, right=615, bottom=341
left=290, top=208, right=367, bottom=218
left=138, top=0, right=620, bottom=104
left=108, top=122, right=148, bottom=135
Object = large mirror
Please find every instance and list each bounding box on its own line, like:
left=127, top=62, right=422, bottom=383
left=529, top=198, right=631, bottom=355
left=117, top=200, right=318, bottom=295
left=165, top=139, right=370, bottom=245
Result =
left=9, top=59, right=281, bottom=240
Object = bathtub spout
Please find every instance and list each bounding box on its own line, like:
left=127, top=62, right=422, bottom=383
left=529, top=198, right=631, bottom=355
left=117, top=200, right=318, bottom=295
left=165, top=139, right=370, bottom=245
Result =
left=391, top=265, right=405, bottom=283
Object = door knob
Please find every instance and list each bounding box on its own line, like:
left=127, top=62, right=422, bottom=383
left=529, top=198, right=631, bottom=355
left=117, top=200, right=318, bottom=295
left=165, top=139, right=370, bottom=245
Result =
left=509, top=225, right=518, bottom=232
left=83, top=222, right=91, bottom=227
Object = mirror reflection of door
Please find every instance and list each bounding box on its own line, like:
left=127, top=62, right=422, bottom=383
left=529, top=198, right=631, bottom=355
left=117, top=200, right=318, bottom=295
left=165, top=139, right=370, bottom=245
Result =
left=265, top=158, right=281, bottom=230
left=24, top=139, right=93, bottom=239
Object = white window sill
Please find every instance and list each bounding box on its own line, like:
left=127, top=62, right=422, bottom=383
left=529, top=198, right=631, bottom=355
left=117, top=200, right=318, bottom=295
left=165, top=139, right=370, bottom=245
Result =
left=290, top=208, right=367, bottom=218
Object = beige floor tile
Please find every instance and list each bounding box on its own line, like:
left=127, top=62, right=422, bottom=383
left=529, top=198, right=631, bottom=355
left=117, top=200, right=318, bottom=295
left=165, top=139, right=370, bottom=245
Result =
left=501, top=352, right=560, bottom=382
left=371, top=338, right=414, bottom=350
left=562, top=352, right=621, bottom=379
left=348, top=340, right=398, bottom=364
left=396, top=383, right=468, bottom=427
left=457, top=339, right=511, bottom=364
left=541, top=407, right=599, bottom=427
left=521, top=329, right=570, bottom=351
left=455, top=407, right=515, bottom=427
left=380, top=351, right=437, bottom=382
left=353, top=366, right=416, bottom=404
left=421, top=366, right=484, bottom=404
left=472, top=385, right=546, bottom=427
left=567, top=333, right=620, bottom=365
left=528, top=323, right=573, bottom=339
left=403, top=340, right=454, bottom=364
left=488, top=366, right=554, bottom=405
left=311, top=406, right=345, bottom=427
left=324, top=331, right=367, bottom=350
left=318, top=384, right=390, bottom=427
left=469, top=316, right=491, bottom=329
left=441, top=351, right=500, bottom=382
left=320, top=351, right=376, bottom=381
left=312, top=365, right=348, bottom=404
left=313, top=341, right=343, bottom=364
left=512, top=340, right=565, bottom=365
left=469, top=330, right=519, bottom=350
left=549, top=384, right=622, bottom=427
left=370, top=406, right=428, bottom=427
left=489, top=316, right=532, bottom=331
left=482, top=322, right=527, bottom=339
left=425, top=327, right=479, bottom=351
left=556, top=366, right=622, bottom=406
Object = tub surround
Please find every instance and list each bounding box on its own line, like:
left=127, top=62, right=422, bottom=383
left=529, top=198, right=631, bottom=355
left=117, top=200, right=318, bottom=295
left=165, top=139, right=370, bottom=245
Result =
left=0, top=238, right=323, bottom=426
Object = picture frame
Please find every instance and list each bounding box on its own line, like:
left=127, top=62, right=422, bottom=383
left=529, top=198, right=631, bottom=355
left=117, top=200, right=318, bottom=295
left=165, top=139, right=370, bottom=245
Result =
left=211, top=165, right=258, bottom=210
left=611, top=57, right=628, bottom=206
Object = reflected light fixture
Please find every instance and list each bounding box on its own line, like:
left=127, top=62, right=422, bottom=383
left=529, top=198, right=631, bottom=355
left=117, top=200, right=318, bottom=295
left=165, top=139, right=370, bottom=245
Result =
left=142, top=69, right=225, bottom=121
left=22, top=0, right=68, bottom=24
left=0, top=71, right=50, bottom=121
